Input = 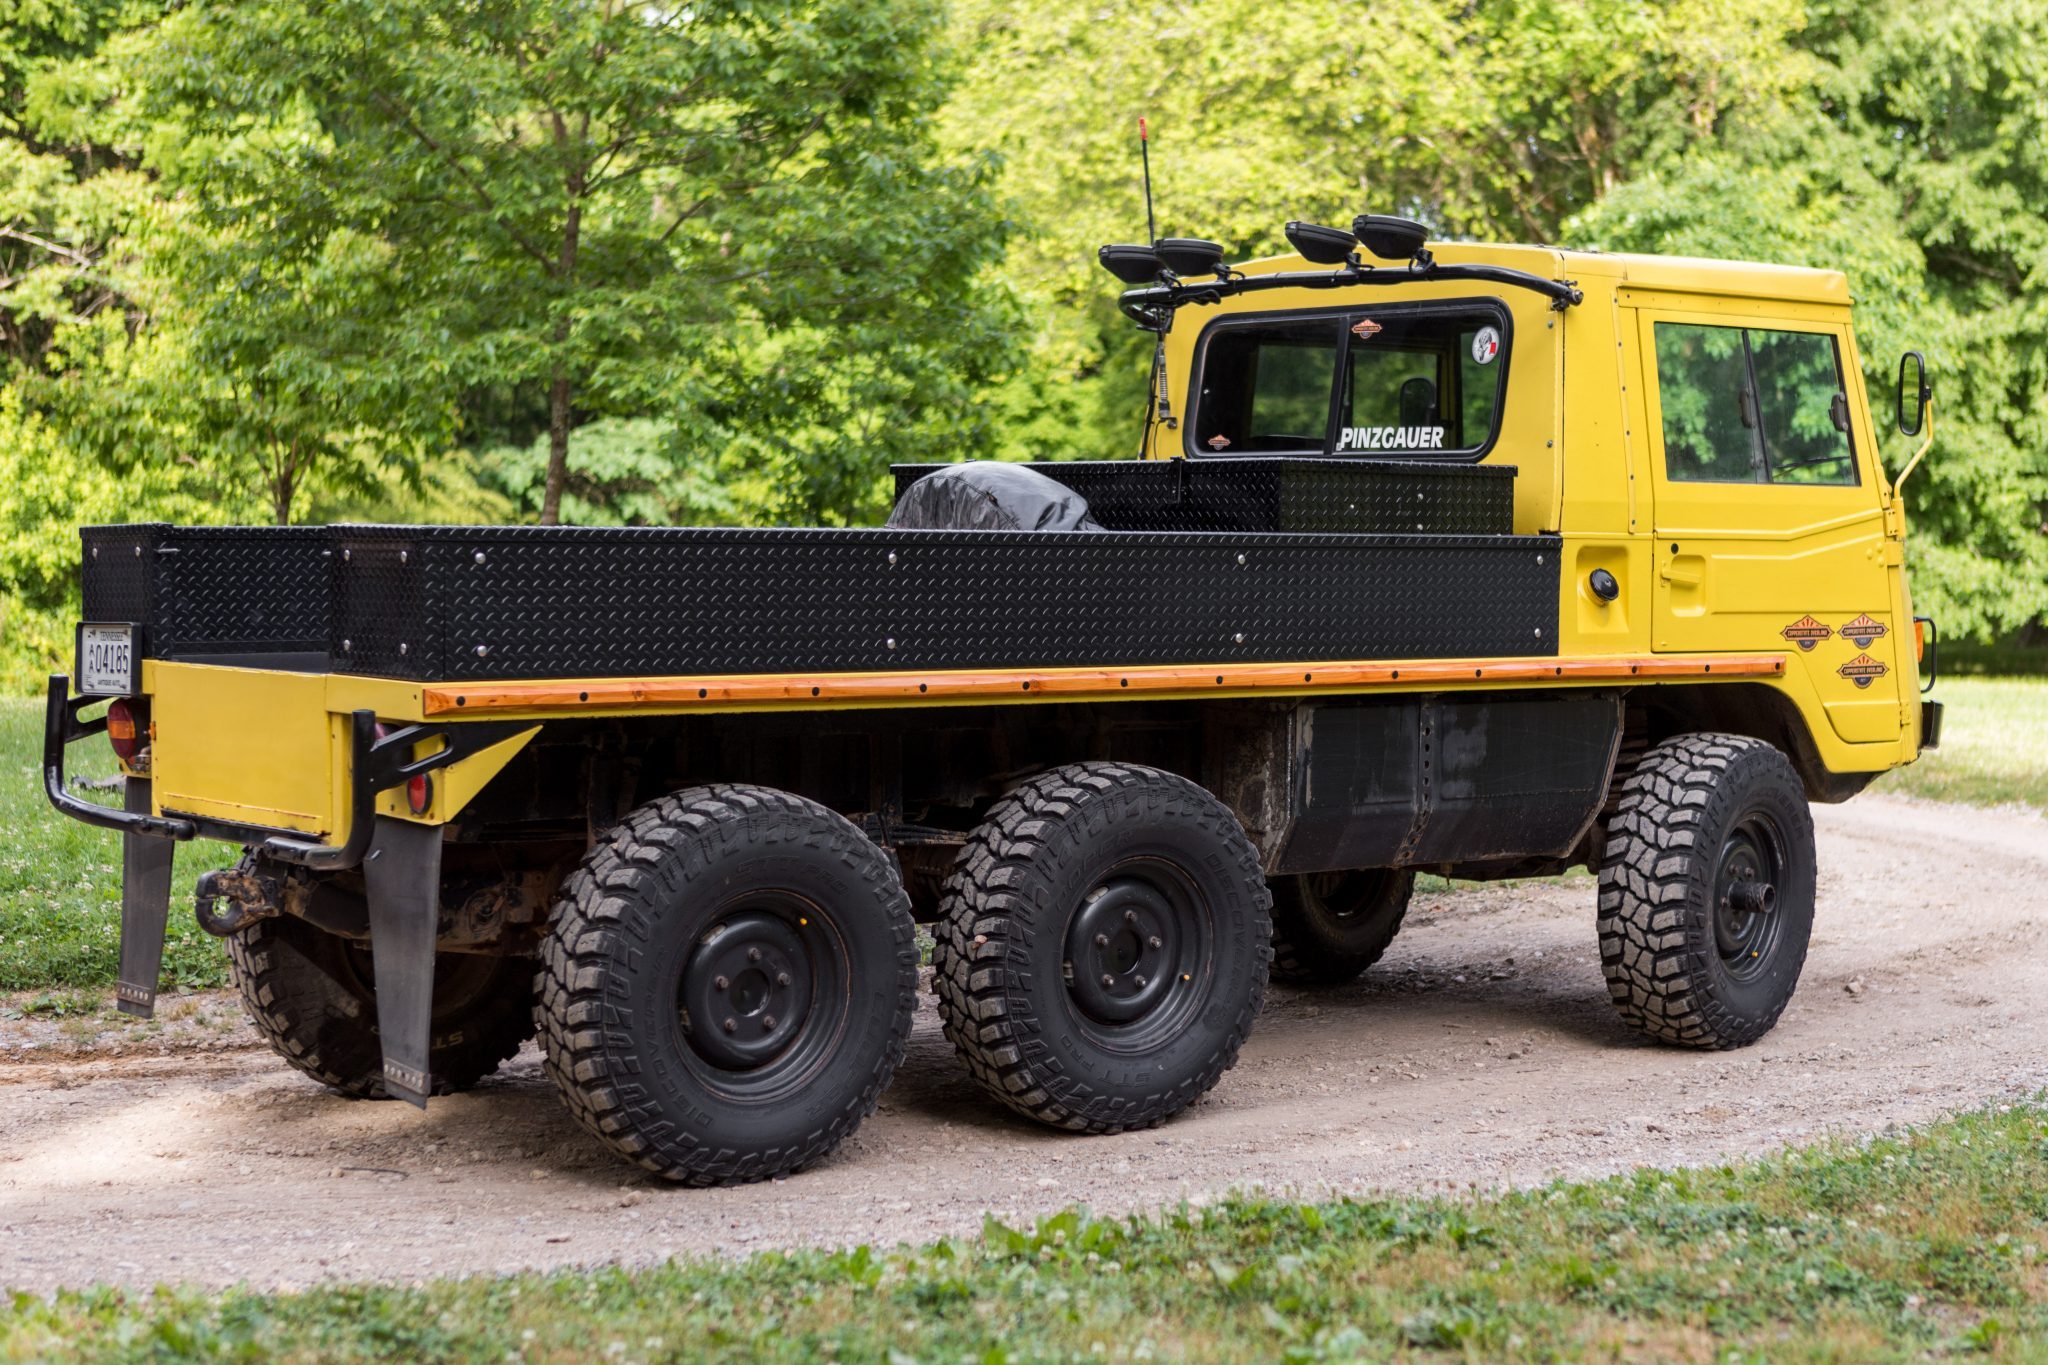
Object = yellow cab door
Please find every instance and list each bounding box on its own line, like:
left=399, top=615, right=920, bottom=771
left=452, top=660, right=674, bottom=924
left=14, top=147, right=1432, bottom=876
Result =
left=1629, top=294, right=1903, bottom=746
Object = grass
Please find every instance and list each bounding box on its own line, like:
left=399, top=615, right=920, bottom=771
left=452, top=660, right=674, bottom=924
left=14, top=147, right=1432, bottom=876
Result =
left=0, top=698, right=231, bottom=992
left=1874, top=675, right=2048, bottom=810
left=2, top=1101, right=2043, bottom=1361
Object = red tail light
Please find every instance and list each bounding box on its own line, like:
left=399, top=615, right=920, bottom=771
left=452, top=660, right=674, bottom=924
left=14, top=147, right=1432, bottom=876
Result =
left=106, top=698, right=146, bottom=764
left=407, top=773, right=432, bottom=815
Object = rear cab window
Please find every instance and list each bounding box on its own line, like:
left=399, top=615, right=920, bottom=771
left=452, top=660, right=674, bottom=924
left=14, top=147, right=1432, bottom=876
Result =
left=1190, top=304, right=1508, bottom=459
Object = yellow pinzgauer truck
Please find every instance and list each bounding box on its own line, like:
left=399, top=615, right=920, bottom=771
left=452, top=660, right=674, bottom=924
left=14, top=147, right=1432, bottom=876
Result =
left=45, top=215, right=1942, bottom=1184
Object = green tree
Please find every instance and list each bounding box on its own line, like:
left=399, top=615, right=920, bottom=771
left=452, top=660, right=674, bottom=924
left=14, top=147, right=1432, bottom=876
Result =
left=1572, top=0, right=2048, bottom=636
left=135, top=0, right=1015, bottom=526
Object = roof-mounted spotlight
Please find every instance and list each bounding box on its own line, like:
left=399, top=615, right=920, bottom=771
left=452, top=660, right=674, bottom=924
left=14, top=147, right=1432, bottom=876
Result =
left=1098, top=243, right=1165, bottom=285
left=1152, top=237, right=1227, bottom=277
left=1352, top=214, right=1429, bottom=262
left=1284, top=221, right=1358, bottom=266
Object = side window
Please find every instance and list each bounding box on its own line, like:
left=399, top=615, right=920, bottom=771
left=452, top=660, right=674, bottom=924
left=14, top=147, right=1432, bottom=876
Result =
left=1653, top=322, right=1857, bottom=486
left=1193, top=319, right=1342, bottom=453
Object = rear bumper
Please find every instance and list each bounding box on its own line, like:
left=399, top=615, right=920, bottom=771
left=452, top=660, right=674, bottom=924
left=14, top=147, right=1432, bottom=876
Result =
left=43, top=674, right=522, bottom=868
left=41, top=676, right=195, bottom=841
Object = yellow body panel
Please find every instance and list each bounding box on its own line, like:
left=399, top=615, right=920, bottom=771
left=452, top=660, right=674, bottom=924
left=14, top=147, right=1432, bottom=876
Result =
left=131, top=240, right=1924, bottom=841
left=142, top=661, right=535, bottom=841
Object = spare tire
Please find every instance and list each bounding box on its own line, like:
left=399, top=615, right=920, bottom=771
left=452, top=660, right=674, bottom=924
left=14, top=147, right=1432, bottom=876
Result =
left=886, top=462, right=1102, bottom=532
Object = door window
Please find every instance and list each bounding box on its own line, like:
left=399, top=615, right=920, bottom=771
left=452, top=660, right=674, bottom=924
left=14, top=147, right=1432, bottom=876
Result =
left=1653, top=322, right=1857, bottom=486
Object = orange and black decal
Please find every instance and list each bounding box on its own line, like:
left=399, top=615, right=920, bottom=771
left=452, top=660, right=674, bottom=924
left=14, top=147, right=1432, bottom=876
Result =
left=1839, top=614, right=1889, bottom=649
left=1780, top=615, right=1832, bottom=651
left=1837, top=653, right=1888, bottom=689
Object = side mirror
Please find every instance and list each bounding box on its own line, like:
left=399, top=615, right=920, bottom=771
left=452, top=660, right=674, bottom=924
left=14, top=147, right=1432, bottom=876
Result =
left=1897, top=351, right=1931, bottom=437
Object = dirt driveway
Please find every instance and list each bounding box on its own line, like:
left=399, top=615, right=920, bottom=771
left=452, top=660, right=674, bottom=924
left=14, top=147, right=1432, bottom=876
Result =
left=1, top=793, right=2043, bottom=1292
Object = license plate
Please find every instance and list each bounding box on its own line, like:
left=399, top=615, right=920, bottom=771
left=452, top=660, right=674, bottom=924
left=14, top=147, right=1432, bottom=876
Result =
left=78, top=623, right=137, bottom=696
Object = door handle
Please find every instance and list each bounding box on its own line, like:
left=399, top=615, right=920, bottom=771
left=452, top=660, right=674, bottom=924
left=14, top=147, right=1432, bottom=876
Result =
left=1660, top=561, right=1702, bottom=587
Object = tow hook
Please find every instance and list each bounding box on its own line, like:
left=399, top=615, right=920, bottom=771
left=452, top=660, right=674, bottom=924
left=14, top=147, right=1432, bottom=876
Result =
left=194, top=866, right=284, bottom=937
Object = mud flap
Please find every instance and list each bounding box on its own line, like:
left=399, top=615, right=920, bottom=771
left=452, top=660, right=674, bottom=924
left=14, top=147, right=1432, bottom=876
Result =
left=114, top=778, right=177, bottom=1019
left=362, top=815, right=443, bottom=1108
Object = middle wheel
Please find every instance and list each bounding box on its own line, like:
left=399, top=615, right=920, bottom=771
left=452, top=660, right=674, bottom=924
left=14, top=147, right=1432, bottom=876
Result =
left=932, top=761, right=1272, bottom=1133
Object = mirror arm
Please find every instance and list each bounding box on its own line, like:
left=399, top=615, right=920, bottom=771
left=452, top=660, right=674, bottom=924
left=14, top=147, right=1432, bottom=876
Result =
left=1892, top=398, right=1935, bottom=494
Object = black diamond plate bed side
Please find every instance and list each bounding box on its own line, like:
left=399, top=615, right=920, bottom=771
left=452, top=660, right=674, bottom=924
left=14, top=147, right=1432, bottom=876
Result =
left=80, top=525, right=330, bottom=661
left=328, top=525, right=1561, bottom=682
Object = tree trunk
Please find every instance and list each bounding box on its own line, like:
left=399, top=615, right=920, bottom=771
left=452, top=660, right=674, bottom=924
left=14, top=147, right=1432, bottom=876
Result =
left=541, top=351, right=571, bottom=526
left=272, top=445, right=296, bottom=526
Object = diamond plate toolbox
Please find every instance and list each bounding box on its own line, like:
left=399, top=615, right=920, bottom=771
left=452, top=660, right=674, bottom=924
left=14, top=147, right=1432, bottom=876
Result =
left=330, top=525, right=1561, bottom=681
left=891, top=458, right=1516, bottom=535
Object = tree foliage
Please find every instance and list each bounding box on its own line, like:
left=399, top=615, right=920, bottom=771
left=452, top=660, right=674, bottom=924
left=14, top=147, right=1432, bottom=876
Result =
left=0, top=0, right=2042, bottom=681
left=134, top=0, right=1015, bottom=526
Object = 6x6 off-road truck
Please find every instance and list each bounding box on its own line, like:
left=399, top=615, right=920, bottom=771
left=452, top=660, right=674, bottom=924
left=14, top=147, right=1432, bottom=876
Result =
left=45, top=214, right=1943, bottom=1184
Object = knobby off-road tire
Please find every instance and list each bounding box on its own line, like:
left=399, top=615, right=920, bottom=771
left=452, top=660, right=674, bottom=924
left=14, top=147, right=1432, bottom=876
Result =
left=1268, top=868, right=1415, bottom=985
left=534, top=785, right=916, bottom=1185
left=227, top=912, right=534, bottom=1100
left=1597, top=732, right=1817, bottom=1048
left=932, top=762, right=1272, bottom=1134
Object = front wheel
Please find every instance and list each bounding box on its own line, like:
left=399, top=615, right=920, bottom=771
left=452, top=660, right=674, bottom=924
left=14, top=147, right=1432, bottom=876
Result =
left=1597, top=732, right=1816, bottom=1048
left=932, top=762, right=1272, bottom=1134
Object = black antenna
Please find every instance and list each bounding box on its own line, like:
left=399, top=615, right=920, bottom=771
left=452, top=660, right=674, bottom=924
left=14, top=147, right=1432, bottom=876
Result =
left=1138, top=116, right=1156, bottom=243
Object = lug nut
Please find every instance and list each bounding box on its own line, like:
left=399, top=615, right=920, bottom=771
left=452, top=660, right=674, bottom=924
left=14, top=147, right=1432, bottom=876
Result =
left=1135, top=975, right=1147, bottom=988
left=762, top=1015, right=777, bottom=1030
left=776, top=971, right=792, bottom=986
left=1148, top=936, right=1162, bottom=949
left=1124, top=909, right=1136, bottom=924
left=714, top=975, right=730, bottom=990
left=722, top=1017, right=738, bottom=1033
left=1095, top=933, right=1109, bottom=948
left=747, top=947, right=762, bottom=963
left=1101, top=974, right=1115, bottom=988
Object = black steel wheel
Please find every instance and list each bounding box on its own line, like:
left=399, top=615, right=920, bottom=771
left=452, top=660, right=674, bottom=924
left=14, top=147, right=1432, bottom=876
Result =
left=1268, top=867, right=1414, bottom=985
left=1597, top=732, right=1817, bottom=1048
left=227, top=912, right=534, bottom=1099
left=534, top=785, right=916, bottom=1184
left=931, top=762, right=1271, bottom=1133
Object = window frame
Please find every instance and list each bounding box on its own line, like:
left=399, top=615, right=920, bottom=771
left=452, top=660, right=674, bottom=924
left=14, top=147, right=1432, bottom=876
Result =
left=1183, top=298, right=1514, bottom=462
left=1649, top=319, right=1861, bottom=489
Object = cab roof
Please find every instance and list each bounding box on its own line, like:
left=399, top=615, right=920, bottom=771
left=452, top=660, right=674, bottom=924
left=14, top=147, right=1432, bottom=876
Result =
left=1235, top=240, right=1852, bottom=307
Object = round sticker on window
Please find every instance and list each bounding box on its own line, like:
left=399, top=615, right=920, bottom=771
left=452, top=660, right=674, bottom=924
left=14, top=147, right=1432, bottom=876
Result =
left=1471, top=326, right=1501, bottom=366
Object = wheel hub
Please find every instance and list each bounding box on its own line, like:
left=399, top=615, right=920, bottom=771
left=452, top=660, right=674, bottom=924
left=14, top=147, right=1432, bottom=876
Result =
left=679, top=910, right=813, bottom=1071
left=1713, top=818, right=1784, bottom=976
left=1064, top=879, right=1177, bottom=1024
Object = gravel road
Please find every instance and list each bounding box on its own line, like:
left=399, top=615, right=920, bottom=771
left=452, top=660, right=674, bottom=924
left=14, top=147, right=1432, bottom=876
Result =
left=2, top=793, right=2043, bottom=1292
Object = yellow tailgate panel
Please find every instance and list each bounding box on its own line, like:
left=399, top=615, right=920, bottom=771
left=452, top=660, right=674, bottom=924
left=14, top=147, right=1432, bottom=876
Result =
left=150, top=666, right=339, bottom=835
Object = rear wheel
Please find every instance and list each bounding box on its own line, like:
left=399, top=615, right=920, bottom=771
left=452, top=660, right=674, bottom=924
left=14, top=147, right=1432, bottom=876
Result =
left=534, top=785, right=916, bottom=1184
left=932, top=762, right=1271, bottom=1133
left=227, top=913, right=534, bottom=1099
left=1268, top=868, right=1413, bottom=985
left=1597, top=732, right=1816, bottom=1048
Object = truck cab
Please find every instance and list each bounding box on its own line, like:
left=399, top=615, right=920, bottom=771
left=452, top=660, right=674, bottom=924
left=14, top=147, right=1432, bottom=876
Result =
left=1133, top=233, right=1937, bottom=784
